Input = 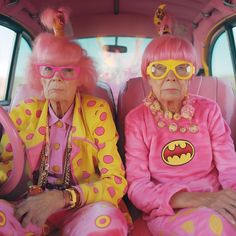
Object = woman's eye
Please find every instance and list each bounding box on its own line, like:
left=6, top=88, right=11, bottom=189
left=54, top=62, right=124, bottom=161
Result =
left=153, top=65, right=166, bottom=72
left=63, top=68, right=74, bottom=74
left=177, top=64, right=188, bottom=71
left=44, top=67, right=53, bottom=73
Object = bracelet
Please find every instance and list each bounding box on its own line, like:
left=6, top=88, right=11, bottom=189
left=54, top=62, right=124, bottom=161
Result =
left=63, top=188, right=80, bottom=209
left=28, top=185, right=43, bottom=196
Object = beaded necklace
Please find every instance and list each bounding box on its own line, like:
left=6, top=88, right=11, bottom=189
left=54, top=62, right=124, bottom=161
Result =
left=143, top=92, right=199, bottom=134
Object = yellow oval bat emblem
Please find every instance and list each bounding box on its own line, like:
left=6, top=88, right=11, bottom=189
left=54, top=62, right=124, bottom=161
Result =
left=161, top=140, right=195, bottom=166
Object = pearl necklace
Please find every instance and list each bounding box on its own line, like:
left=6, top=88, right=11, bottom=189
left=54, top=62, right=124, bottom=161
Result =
left=143, top=92, right=199, bottom=133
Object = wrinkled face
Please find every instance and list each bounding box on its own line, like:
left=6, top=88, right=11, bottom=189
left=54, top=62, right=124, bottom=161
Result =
left=146, top=59, right=193, bottom=104
left=148, top=70, right=189, bottom=104
left=38, top=64, right=80, bottom=103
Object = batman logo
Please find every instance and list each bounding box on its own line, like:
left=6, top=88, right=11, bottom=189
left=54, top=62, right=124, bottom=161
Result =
left=161, top=140, right=195, bottom=166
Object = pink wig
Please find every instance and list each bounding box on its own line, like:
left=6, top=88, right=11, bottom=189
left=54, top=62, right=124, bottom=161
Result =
left=141, top=35, right=197, bottom=80
left=26, top=7, right=97, bottom=94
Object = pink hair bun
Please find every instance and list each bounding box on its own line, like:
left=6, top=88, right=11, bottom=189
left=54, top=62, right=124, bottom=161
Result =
left=40, top=7, right=70, bottom=32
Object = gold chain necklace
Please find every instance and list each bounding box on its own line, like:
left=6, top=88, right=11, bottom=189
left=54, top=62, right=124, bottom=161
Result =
left=37, top=125, right=72, bottom=190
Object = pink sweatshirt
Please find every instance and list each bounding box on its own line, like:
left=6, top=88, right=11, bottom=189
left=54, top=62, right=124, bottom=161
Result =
left=125, top=94, right=236, bottom=220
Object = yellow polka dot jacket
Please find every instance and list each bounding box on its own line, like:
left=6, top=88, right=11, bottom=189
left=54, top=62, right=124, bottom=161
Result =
left=0, top=94, right=127, bottom=207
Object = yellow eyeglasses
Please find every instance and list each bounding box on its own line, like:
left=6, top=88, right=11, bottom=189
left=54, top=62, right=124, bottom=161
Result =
left=146, top=59, right=195, bottom=80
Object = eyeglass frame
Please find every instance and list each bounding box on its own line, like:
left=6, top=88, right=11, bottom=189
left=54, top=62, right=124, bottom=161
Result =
left=35, top=64, right=80, bottom=81
left=146, top=59, right=195, bottom=80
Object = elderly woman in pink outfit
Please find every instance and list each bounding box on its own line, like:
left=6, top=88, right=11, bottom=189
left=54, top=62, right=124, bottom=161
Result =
left=0, top=8, right=129, bottom=236
left=125, top=34, right=236, bottom=235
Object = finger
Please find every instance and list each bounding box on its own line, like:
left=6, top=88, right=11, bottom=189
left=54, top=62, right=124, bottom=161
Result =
left=31, top=216, right=40, bottom=226
left=33, top=215, right=45, bottom=227
left=21, top=212, right=33, bottom=228
left=218, top=201, right=236, bottom=220
left=15, top=205, right=28, bottom=221
left=224, top=204, right=236, bottom=220
left=217, top=208, right=236, bottom=225
left=15, top=198, right=30, bottom=209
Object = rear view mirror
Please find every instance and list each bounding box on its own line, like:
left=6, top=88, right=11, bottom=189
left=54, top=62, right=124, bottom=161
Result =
left=103, top=37, right=127, bottom=53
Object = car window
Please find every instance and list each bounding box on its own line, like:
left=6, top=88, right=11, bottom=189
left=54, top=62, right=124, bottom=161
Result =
left=76, top=37, right=152, bottom=103
left=0, top=26, right=16, bottom=100
left=12, top=38, right=32, bottom=96
left=209, top=19, right=236, bottom=90
left=211, top=30, right=235, bottom=88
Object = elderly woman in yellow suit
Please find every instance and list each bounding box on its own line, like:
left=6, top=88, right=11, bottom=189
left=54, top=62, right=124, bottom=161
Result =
left=0, top=8, right=129, bottom=236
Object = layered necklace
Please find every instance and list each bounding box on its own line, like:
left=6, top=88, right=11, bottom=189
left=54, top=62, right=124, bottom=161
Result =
left=143, top=92, right=199, bottom=134
left=36, top=125, right=73, bottom=190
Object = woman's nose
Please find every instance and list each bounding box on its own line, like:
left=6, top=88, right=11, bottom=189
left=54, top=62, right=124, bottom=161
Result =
left=165, top=70, right=176, bottom=81
left=52, top=71, right=63, bottom=81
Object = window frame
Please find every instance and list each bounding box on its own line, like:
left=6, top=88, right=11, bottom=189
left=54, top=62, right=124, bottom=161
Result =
left=207, top=16, right=236, bottom=78
left=0, top=14, right=33, bottom=106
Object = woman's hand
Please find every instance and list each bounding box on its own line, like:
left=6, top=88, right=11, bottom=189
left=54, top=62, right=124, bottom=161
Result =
left=202, top=189, right=236, bottom=225
left=170, top=189, right=236, bottom=225
left=15, top=190, right=65, bottom=227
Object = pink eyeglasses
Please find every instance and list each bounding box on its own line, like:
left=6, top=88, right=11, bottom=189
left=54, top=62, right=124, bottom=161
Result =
left=35, top=64, right=80, bottom=81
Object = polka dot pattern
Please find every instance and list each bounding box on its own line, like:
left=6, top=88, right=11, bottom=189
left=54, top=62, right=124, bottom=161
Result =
left=95, top=127, right=105, bottom=136
left=209, top=214, right=223, bottom=235
left=103, top=155, right=114, bottom=164
left=56, top=121, right=63, bottom=128
left=38, top=126, right=46, bottom=135
left=36, top=110, right=42, bottom=118
left=25, top=109, right=32, bottom=116
left=77, top=159, right=82, bottom=166
left=26, top=133, right=34, bottom=140
left=82, top=171, right=90, bottom=179
left=97, top=143, right=106, bottom=149
left=114, top=176, right=122, bottom=184
left=93, top=187, right=99, bottom=193
left=16, top=118, right=22, bottom=125
left=52, top=165, right=60, bottom=173
left=95, top=215, right=111, bottom=228
left=107, top=187, right=116, bottom=198
left=0, top=211, right=6, bottom=227
left=100, top=168, right=108, bottom=174
left=53, top=143, right=60, bottom=150
left=87, top=100, right=96, bottom=107
left=181, top=220, right=195, bottom=233
left=5, top=143, right=12, bottom=152
left=99, top=112, right=107, bottom=121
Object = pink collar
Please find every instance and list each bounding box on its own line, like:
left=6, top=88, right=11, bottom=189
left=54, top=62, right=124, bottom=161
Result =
left=48, top=102, right=74, bottom=127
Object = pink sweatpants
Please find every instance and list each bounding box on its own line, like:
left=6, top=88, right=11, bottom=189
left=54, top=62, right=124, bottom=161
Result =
left=147, top=207, right=236, bottom=236
left=0, top=200, right=128, bottom=236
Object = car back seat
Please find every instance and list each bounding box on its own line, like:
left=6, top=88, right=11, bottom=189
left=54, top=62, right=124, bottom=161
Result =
left=10, top=80, right=116, bottom=120
left=117, top=75, right=236, bottom=236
